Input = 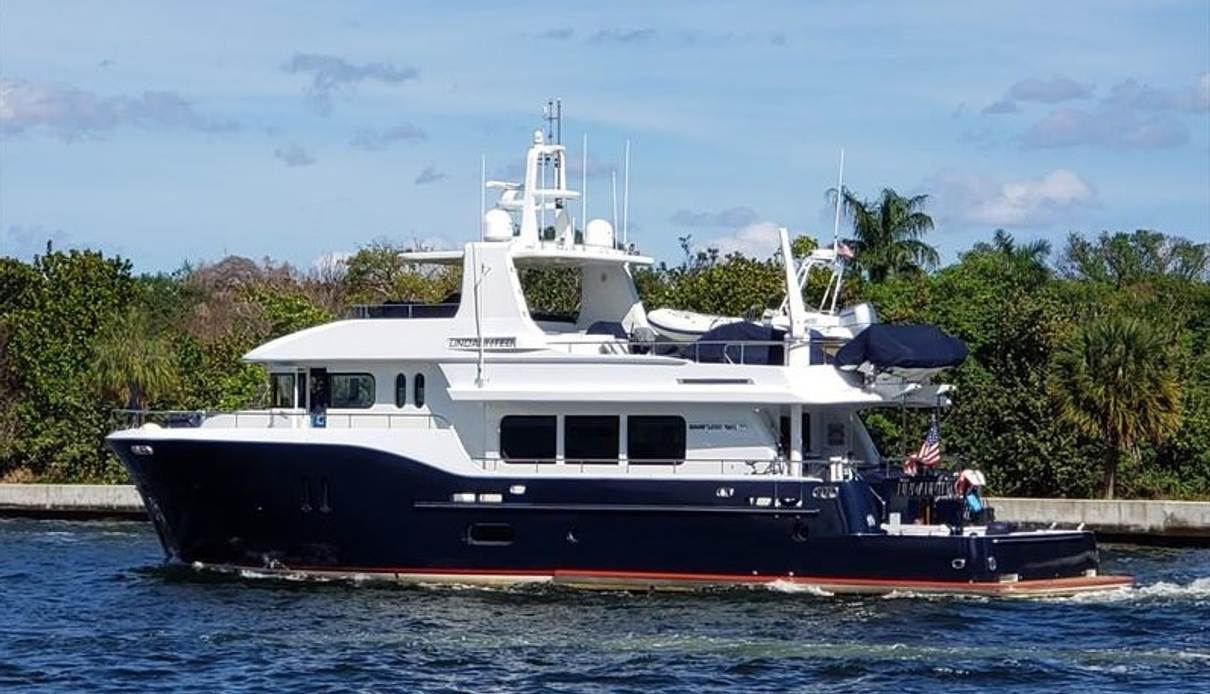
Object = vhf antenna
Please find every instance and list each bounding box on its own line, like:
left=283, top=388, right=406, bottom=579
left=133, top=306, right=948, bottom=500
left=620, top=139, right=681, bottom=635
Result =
left=543, top=98, right=562, bottom=144
left=543, top=98, right=563, bottom=216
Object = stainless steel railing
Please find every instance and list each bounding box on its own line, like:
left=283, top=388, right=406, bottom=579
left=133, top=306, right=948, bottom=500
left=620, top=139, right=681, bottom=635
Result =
left=111, top=409, right=452, bottom=431
left=543, top=337, right=844, bottom=366
left=472, top=457, right=805, bottom=475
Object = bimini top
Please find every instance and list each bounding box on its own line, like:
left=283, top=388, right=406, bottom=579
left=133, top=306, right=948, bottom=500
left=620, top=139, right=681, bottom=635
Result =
left=834, top=324, right=967, bottom=371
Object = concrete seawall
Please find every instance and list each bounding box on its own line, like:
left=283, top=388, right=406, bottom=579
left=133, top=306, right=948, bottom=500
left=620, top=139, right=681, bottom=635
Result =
left=0, top=485, right=1208, bottom=543
left=0, top=484, right=145, bottom=519
left=989, top=497, right=1210, bottom=544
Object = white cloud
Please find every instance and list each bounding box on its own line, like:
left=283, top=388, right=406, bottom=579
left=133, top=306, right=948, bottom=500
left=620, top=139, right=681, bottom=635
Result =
left=2, top=225, right=71, bottom=260
left=930, top=169, right=1097, bottom=228
left=590, top=28, right=656, bottom=44
left=982, top=98, right=1019, bottom=115
left=414, top=165, right=447, bottom=186
left=1106, top=72, right=1210, bottom=113
left=1007, top=76, right=1094, bottom=103
left=282, top=53, right=419, bottom=114
left=0, top=78, right=237, bottom=139
left=1022, top=107, right=1187, bottom=149
left=273, top=144, right=316, bottom=167
left=349, top=123, right=427, bottom=150
left=537, top=27, right=574, bottom=40
left=671, top=206, right=759, bottom=228
left=702, top=221, right=781, bottom=258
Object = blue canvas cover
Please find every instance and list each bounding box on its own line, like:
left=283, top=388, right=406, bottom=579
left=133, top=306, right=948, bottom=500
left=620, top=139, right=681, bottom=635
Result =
left=684, top=322, right=786, bottom=365
left=833, top=324, right=967, bottom=370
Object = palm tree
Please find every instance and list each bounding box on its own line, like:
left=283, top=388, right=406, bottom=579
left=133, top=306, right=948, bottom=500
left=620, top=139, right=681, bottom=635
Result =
left=831, top=187, right=939, bottom=282
left=92, top=309, right=178, bottom=413
left=1049, top=315, right=1181, bottom=499
left=973, top=229, right=1052, bottom=284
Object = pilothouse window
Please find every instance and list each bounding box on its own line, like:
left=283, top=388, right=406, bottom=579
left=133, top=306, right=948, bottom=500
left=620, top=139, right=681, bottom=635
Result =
left=628, top=416, right=686, bottom=463
left=270, top=373, right=295, bottom=408
left=500, top=415, right=556, bottom=463
left=329, top=373, right=375, bottom=408
left=565, top=415, right=620, bottom=464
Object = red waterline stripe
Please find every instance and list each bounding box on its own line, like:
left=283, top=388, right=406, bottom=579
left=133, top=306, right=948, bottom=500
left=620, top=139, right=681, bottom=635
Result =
left=232, top=564, right=1133, bottom=591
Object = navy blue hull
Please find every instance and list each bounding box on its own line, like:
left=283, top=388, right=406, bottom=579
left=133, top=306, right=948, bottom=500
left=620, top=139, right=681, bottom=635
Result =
left=109, top=438, right=1102, bottom=587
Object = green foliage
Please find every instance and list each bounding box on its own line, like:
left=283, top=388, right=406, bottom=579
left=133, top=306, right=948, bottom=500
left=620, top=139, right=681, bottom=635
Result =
left=637, top=234, right=821, bottom=318
left=343, top=241, right=460, bottom=304
left=0, top=222, right=1206, bottom=500
left=520, top=267, right=581, bottom=318
left=1, top=250, right=137, bottom=482
left=1049, top=315, right=1182, bottom=498
left=834, top=187, right=939, bottom=282
left=92, top=308, right=180, bottom=410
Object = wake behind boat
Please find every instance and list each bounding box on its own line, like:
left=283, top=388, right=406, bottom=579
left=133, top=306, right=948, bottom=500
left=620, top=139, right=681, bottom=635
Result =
left=107, top=107, right=1131, bottom=597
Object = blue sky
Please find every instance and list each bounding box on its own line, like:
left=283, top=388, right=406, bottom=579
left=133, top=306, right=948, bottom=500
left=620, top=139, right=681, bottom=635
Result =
left=2, top=1, right=1208, bottom=272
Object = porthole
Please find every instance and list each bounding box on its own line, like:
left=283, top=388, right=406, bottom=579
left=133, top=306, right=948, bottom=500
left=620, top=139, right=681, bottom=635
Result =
left=414, top=373, right=426, bottom=408
left=395, top=373, right=407, bottom=408
left=466, top=523, right=514, bottom=546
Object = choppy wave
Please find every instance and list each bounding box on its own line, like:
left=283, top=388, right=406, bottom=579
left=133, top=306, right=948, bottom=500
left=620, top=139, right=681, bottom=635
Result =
left=764, top=579, right=835, bottom=596
left=1054, top=576, right=1210, bottom=604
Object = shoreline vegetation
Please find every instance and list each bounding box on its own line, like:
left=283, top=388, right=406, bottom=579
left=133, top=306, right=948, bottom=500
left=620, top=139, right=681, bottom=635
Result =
left=0, top=188, right=1206, bottom=500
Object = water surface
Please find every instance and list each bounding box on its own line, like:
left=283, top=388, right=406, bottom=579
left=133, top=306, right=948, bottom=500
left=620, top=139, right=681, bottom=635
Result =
left=1, top=518, right=1207, bottom=692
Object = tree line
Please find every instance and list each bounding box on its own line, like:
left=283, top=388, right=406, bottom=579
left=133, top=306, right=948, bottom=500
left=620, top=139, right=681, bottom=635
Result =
left=0, top=188, right=1206, bottom=499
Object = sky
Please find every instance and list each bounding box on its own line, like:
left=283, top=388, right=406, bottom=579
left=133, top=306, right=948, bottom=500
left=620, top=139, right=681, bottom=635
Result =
left=1, top=1, right=1208, bottom=272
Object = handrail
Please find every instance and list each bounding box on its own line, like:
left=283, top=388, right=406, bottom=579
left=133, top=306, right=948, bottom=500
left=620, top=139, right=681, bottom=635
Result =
left=470, top=457, right=847, bottom=475
left=111, top=408, right=453, bottom=431
left=544, top=337, right=846, bottom=366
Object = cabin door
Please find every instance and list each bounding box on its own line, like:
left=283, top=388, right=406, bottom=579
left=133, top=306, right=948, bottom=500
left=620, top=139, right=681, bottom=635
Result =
left=309, top=368, right=329, bottom=425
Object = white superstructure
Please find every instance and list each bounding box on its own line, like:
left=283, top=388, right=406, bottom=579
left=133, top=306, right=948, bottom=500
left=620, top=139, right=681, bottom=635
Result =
left=119, top=122, right=950, bottom=481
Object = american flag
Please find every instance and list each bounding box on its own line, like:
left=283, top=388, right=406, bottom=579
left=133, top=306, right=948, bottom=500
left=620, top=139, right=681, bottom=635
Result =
left=837, top=241, right=855, bottom=259
left=916, top=419, right=942, bottom=467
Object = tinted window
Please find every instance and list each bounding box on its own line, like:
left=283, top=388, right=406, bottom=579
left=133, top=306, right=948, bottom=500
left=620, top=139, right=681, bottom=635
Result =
left=330, top=373, right=375, bottom=408
left=395, top=374, right=407, bottom=408
left=500, top=415, right=555, bottom=463
left=414, top=373, right=426, bottom=408
left=565, top=415, right=619, bottom=464
left=628, top=416, right=686, bottom=463
left=270, top=373, right=295, bottom=408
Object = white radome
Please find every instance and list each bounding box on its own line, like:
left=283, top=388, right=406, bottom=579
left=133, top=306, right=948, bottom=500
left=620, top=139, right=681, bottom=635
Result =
left=584, top=218, right=614, bottom=248
left=482, top=208, right=513, bottom=242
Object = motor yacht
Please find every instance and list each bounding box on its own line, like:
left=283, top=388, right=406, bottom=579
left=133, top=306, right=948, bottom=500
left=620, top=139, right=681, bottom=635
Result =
left=108, top=115, right=1131, bottom=596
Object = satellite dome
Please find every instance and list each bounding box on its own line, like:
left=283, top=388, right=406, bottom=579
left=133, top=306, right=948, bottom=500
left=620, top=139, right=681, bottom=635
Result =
left=482, top=209, right=513, bottom=242
left=584, top=218, right=614, bottom=248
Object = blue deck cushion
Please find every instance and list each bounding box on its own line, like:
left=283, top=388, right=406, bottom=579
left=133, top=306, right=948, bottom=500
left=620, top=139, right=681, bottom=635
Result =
left=833, top=324, right=967, bottom=370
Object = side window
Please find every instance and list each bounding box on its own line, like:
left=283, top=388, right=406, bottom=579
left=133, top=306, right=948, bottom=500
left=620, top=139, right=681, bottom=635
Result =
left=827, top=422, right=846, bottom=447
left=395, top=374, right=407, bottom=408
left=500, top=415, right=556, bottom=463
left=270, top=373, right=295, bottom=408
left=329, top=373, right=375, bottom=408
left=628, top=416, right=686, bottom=463
left=414, top=373, right=426, bottom=408
left=565, top=415, right=619, bottom=464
